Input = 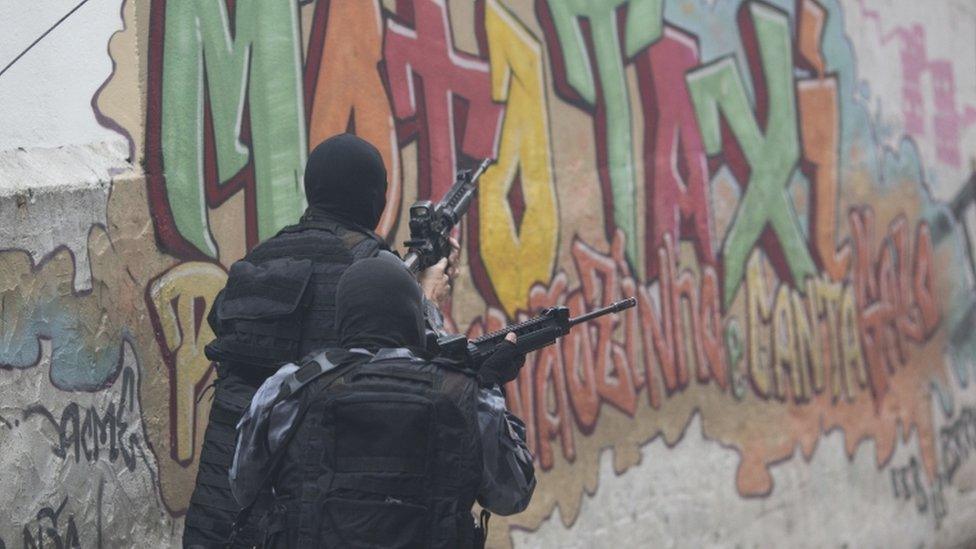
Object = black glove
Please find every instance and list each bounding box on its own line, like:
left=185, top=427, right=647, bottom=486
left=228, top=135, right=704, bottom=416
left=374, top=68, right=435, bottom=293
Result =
left=476, top=340, right=526, bottom=388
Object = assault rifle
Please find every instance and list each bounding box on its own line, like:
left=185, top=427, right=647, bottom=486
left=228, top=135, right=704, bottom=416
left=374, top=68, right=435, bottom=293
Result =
left=435, top=297, right=637, bottom=369
left=402, top=159, right=492, bottom=273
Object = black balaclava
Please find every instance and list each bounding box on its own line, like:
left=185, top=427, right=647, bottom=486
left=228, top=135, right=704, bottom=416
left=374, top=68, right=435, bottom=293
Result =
left=304, top=133, right=388, bottom=230
left=335, top=253, right=425, bottom=351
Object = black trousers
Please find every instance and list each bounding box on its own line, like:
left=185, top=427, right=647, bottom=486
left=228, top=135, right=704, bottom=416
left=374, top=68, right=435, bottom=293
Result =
left=183, top=363, right=271, bottom=548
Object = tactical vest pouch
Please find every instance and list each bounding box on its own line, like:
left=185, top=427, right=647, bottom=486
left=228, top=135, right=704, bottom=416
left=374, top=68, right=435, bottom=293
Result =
left=304, top=374, right=436, bottom=549
left=333, top=392, right=433, bottom=475
left=206, top=257, right=313, bottom=368
left=315, top=384, right=436, bottom=547
left=322, top=497, right=427, bottom=549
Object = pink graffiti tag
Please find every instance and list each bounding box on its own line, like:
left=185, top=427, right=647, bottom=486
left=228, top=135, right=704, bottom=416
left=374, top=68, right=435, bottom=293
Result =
left=856, top=1, right=976, bottom=167
left=889, top=25, right=976, bottom=167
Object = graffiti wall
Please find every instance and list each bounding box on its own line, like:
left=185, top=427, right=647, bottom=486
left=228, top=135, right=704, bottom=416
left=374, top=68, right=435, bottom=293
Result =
left=1, top=0, right=975, bottom=546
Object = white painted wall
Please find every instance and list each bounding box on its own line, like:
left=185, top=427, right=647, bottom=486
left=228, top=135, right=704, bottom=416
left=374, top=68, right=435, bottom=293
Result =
left=0, top=0, right=129, bottom=155
left=0, top=0, right=131, bottom=289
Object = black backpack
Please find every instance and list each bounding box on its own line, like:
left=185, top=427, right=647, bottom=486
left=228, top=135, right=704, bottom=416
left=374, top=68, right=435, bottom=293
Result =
left=245, top=349, right=485, bottom=548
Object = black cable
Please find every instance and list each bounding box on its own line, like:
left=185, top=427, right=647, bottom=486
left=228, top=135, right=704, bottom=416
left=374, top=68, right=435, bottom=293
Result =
left=0, top=0, right=92, bottom=80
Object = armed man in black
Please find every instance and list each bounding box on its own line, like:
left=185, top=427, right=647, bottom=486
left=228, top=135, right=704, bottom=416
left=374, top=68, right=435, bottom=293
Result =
left=230, top=254, right=536, bottom=548
left=183, top=134, right=456, bottom=548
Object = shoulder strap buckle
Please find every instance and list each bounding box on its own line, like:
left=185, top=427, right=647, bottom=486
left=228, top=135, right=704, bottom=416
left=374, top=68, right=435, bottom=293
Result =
left=275, top=351, right=339, bottom=402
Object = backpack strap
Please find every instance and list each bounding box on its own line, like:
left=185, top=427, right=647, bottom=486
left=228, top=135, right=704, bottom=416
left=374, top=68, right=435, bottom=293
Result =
left=276, top=349, right=373, bottom=401
left=227, top=352, right=358, bottom=544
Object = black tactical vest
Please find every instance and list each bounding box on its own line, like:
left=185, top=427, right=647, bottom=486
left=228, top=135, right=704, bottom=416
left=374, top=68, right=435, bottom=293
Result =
left=264, top=349, right=483, bottom=548
left=205, top=216, right=387, bottom=369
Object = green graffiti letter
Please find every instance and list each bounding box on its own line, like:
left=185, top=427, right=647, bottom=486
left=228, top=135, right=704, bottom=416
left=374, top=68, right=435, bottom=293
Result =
left=543, top=0, right=663, bottom=264
left=687, top=2, right=815, bottom=308
left=162, top=0, right=307, bottom=256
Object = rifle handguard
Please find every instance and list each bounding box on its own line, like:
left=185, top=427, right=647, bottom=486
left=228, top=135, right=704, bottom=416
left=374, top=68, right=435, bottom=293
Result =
left=402, top=160, right=491, bottom=274
left=435, top=298, right=637, bottom=371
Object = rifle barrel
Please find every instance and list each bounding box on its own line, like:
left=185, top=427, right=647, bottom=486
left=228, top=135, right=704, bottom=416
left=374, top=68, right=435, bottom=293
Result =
left=568, top=297, right=637, bottom=326
left=470, top=158, right=492, bottom=183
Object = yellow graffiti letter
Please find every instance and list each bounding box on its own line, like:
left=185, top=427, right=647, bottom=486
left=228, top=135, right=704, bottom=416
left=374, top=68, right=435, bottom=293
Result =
left=793, top=281, right=824, bottom=396
left=480, top=0, right=559, bottom=316
left=839, top=285, right=869, bottom=400
left=773, top=285, right=804, bottom=401
left=149, top=262, right=228, bottom=463
left=746, top=254, right=773, bottom=396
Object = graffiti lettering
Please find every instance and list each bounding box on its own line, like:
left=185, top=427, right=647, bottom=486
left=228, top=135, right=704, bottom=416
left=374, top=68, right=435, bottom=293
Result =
left=940, top=406, right=976, bottom=484
left=20, top=497, right=81, bottom=549
left=471, top=0, right=560, bottom=316
left=889, top=408, right=976, bottom=529
left=849, top=209, right=939, bottom=400
left=891, top=456, right=933, bottom=514
left=635, top=233, right=728, bottom=396
left=795, top=0, right=851, bottom=282
left=479, top=231, right=729, bottom=468
left=383, top=0, right=502, bottom=202
left=147, top=262, right=226, bottom=464
left=888, top=26, right=976, bottom=167
left=687, top=2, right=816, bottom=307
left=537, top=0, right=663, bottom=265
left=149, top=0, right=307, bottom=257
left=745, top=255, right=867, bottom=401
left=890, top=456, right=949, bottom=528
left=0, top=251, right=123, bottom=392
left=304, top=0, right=401, bottom=237
left=23, top=367, right=141, bottom=472
left=487, top=211, right=938, bottom=475
left=634, top=25, right=714, bottom=279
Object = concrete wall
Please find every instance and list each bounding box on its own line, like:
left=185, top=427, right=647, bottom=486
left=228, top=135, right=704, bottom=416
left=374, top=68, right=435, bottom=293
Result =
left=1, top=0, right=975, bottom=547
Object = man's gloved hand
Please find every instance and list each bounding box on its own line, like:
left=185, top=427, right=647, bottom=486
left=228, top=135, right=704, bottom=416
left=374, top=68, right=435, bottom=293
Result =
left=477, top=332, right=526, bottom=388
